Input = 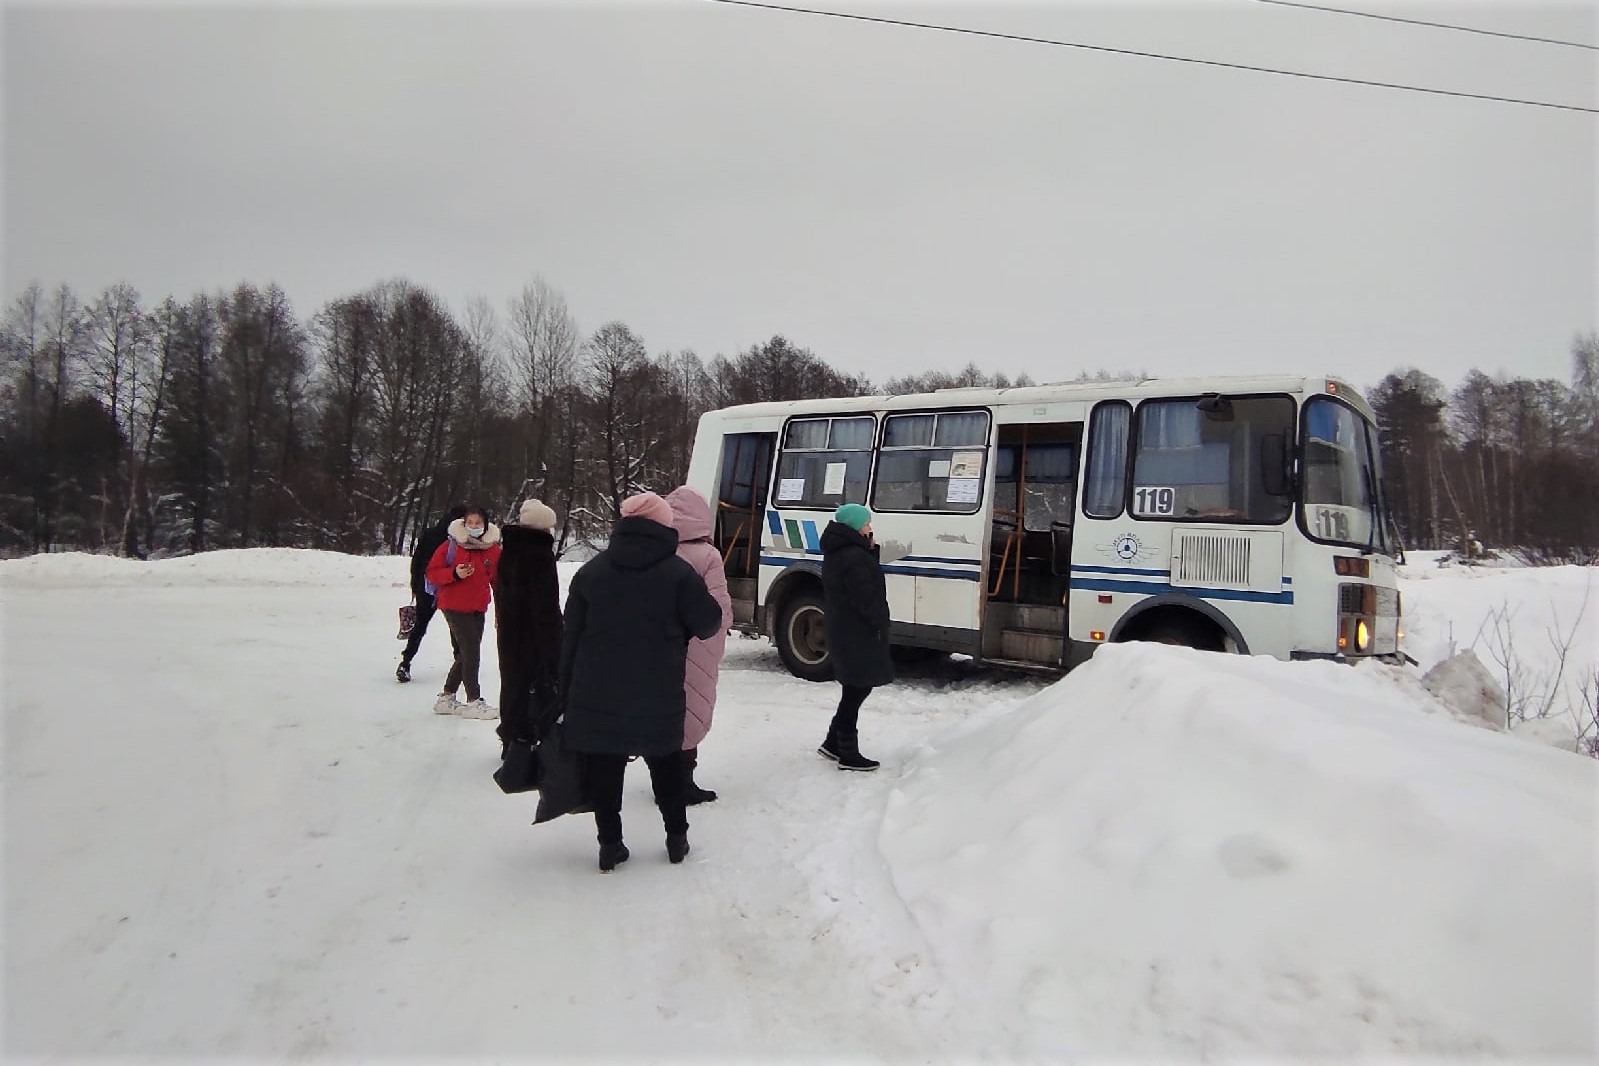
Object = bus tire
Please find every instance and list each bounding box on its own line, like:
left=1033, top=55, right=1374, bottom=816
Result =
left=1141, top=619, right=1225, bottom=653
left=775, top=589, right=834, bottom=683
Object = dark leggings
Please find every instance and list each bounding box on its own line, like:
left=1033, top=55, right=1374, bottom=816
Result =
left=441, top=610, right=486, bottom=701
left=829, top=684, right=872, bottom=737
left=581, top=752, right=688, bottom=844
left=401, top=591, right=458, bottom=664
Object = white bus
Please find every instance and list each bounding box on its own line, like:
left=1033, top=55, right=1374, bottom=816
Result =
left=683, top=374, right=1404, bottom=679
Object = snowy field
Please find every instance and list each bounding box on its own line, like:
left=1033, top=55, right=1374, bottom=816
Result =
left=2, top=549, right=1595, bottom=1060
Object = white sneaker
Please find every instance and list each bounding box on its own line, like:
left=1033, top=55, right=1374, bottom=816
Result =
left=434, top=692, right=459, bottom=715
left=457, top=698, right=498, bottom=720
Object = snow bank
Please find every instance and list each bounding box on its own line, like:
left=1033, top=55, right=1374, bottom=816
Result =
left=0, top=548, right=409, bottom=589
left=879, top=642, right=1598, bottom=1057
left=1400, top=559, right=1597, bottom=748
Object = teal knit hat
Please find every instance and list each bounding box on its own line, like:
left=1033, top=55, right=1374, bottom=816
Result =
left=834, top=503, right=872, bottom=531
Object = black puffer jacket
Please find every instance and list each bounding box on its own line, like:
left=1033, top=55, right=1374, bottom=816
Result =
left=495, top=525, right=563, bottom=740
left=410, top=519, right=452, bottom=598
left=560, top=517, right=723, bottom=757
left=821, top=521, right=895, bottom=688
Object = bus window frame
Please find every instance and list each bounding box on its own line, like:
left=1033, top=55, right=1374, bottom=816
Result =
left=1124, top=392, right=1297, bottom=526
left=770, top=414, right=879, bottom=512
left=1082, top=399, right=1133, bottom=521
left=870, top=407, right=993, bottom=517
left=1297, top=393, right=1388, bottom=551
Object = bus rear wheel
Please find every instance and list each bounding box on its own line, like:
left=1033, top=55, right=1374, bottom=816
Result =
left=775, top=589, right=835, bottom=683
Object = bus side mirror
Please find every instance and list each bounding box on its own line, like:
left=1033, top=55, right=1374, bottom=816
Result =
left=1261, top=434, right=1292, bottom=497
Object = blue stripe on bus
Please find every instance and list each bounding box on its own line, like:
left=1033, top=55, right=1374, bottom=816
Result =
left=1072, top=567, right=1292, bottom=586
left=760, top=556, right=980, bottom=582
left=901, top=555, right=980, bottom=566
left=802, top=520, right=820, bottom=551
left=767, top=510, right=782, bottom=536
left=1072, top=564, right=1171, bottom=578
left=1071, top=577, right=1294, bottom=606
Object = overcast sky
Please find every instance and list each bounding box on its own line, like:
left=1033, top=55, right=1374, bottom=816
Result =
left=4, top=0, right=1595, bottom=390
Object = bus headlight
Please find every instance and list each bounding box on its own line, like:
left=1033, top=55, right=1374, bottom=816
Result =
left=1355, top=618, right=1371, bottom=652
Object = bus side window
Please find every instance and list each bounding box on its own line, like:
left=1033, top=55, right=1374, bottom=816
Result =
left=1083, top=402, right=1131, bottom=518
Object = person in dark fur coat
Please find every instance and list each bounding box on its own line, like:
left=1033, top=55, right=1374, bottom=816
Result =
left=560, top=492, right=723, bottom=872
left=494, top=498, right=564, bottom=759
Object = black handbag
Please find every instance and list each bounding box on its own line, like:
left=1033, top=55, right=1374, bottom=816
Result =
left=492, top=738, right=541, bottom=794
left=533, top=721, right=590, bottom=824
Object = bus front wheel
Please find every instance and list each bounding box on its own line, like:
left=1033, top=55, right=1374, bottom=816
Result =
left=775, top=589, right=835, bottom=683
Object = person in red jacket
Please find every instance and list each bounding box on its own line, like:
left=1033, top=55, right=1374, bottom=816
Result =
left=424, top=505, right=503, bottom=719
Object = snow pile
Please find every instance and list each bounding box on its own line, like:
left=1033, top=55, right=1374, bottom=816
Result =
left=879, top=642, right=1598, bottom=1058
left=1399, top=558, right=1597, bottom=750
left=1420, top=650, right=1507, bottom=731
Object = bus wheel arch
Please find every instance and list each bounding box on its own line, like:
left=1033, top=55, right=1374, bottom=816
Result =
left=768, top=568, right=835, bottom=683
left=1110, top=595, right=1247, bottom=655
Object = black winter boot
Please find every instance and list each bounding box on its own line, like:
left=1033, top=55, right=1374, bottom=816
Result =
left=682, top=748, right=718, bottom=805
left=598, top=841, right=630, bottom=872
left=666, top=832, right=691, bottom=864
left=395, top=660, right=411, bottom=683
left=835, top=731, right=880, bottom=772
left=817, top=726, right=841, bottom=762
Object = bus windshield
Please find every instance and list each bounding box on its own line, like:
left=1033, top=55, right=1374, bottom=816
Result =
left=1301, top=397, right=1390, bottom=554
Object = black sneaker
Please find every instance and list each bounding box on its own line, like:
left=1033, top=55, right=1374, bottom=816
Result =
left=395, top=661, right=411, bottom=683
left=666, top=833, right=691, bottom=864
left=598, top=842, right=630, bottom=872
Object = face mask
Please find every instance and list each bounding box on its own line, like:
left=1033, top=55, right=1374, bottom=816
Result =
left=466, top=525, right=486, bottom=538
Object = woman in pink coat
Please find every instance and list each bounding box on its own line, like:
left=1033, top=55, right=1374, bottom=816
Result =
left=666, top=486, right=733, bottom=805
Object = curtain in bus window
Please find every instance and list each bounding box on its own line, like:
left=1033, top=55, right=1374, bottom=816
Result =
left=829, top=417, right=875, bottom=450
left=1084, top=403, right=1130, bottom=517
left=934, top=412, right=989, bottom=447
left=883, top=415, right=934, bottom=448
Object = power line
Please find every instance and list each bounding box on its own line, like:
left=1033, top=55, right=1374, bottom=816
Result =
left=689, top=0, right=1599, bottom=115
left=1247, top=0, right=1599, bottom=52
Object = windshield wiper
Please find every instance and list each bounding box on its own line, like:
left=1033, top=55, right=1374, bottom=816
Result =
left=1360, top=460, right=1382, bottom=556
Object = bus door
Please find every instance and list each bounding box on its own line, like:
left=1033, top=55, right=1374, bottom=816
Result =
left=712, top=431, right=775, bottom=627
left=870, top=410, right=991, bottom=650
left=985, top=418, right=1083, bottom=667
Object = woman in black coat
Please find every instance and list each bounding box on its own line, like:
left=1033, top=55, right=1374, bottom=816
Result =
left=494, top=498, right=563, bottom=758
left=818, top=503, right=893, bottom=771
left=560, top=492, right=723, bottom=872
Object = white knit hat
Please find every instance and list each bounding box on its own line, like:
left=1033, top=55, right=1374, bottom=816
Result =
left=518, top=498, right=557, bottom=532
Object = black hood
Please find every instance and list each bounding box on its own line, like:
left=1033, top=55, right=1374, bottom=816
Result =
left=820, top=520, right=874, bottom=556
left=606, top=516, right=680, bottom=570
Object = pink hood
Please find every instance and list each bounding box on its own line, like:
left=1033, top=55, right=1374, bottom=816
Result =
left=666, top=486, right=714, bottom=543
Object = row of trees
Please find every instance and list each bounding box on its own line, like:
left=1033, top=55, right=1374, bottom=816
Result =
left=1370, top=341, right=1599, bottom=561
left=2, top=276, right=1595, bottom=560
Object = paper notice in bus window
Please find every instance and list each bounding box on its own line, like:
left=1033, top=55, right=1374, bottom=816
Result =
left=927, top=459, right=951, bottom=479
left=822, top=462, right=847, bottom=495
left=777, top=478, right=805, bottom=502
left=946, top=477, right=980, bottom=505
left=949, top=451, right=983, bottom=479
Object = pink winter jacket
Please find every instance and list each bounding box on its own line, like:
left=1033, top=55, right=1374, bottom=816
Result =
left=666, top=486, right=733, bottom=749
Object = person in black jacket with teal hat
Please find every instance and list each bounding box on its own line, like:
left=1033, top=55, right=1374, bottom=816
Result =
left=560, top=491, right=723, bottom=872
left=818, top=502, right=893, bottom=771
